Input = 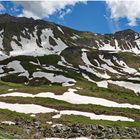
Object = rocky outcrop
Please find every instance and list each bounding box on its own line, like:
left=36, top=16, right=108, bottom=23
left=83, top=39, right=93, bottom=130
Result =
left=3, top=120, right=140, bottom=139
left=46, top=124, right=140, bottom=139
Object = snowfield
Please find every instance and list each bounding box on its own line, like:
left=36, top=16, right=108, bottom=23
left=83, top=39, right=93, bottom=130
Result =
left=108, top=80, right=140, bottom=95
left=10, top=28, right=68, bottom=56
left=113, top=57, right=137, bottom=74
left=58, top=56, right=78, bottom=70
left=7, top=60, right=29, bottom=78
left=0, top=102, right=57, bottom=114
left=82, top=72, right=140, bottom=93
left=100, top=44, right=117, bottom=51
left=1, top=121, right=15, bottom=125
left=0, top=101, right=133, bottom=122
left=0, top=30, right=3, bottom=50
left=1, top=88, right=140, bottom=110
left=81, top=51, right=94, bottom=66
left=79, top=65, right=110, bottom=79
left=57, top=26, right=64, bottom=34
left=82, top=73, right=108, bottom=88
left=52, top=110, right=134, bottom=122
left=33, top=71, right=76, bottom=86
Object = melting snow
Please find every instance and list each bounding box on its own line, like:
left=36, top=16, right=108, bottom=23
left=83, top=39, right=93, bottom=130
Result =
left=81, top=48, right=89, bottom=52
left=58, top=56, right=78, bottom=70
left=0, top=89, right=136, bottom=121
left=43, top=65, right=62, bottom=72
left=128, top=77, right=140, bottom=81
left=0, top=54, right=9, bottom=61
left=53, top=110, right=134, bottom=122
left=1, top=89, right=140, bottom=110
left=79, top=65, right=110, bottom=79
left=96, top=81, right=108, bottom=88
left=101, top=64, right=119, bottom=74
left=8, top=89, right=16, bottom=92
left=0, top=102, right=57, bottom=114
left=99, top=55, right=114, bottom=66
left=113, top=57, right=137, bottom=74
left=108, top=80, right=140, bottom=94
left=82, top=73, right=95, bottom=83
left=0, top=30, right=3, bottom=49
left=33, top=71, right=76, bottom=86
left=0, top=65, right=4, bottom=73
left=7, top=60, right=29, bottom=78
left=71, top=34, right=80, bottom=40
left=10, top=28, right=68, bottom=56
left=99, top=44, right=117, bottom=51
left=82, top=73, right=108, bottom=88
left=1, top=121, right=15, bottom=125
left=81, top=51, right=94, bottom=66
left=57, top=26, right=64, bottom=34
left=0, top=94, right=134, bottom=121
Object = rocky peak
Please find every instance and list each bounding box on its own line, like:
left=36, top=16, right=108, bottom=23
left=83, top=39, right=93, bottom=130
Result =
left=0, top=14, right=34, bottom=24
left=114, top=29, right=139, bottom=41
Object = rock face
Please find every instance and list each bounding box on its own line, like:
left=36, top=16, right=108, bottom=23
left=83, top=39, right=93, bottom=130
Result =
left=47, top=124, right=140, bottom=139
left=4, top=120, right=140, bottom=139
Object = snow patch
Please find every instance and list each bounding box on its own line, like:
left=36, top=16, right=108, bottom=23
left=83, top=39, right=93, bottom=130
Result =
left=1, top=121, right=15, bottom=125
left=57, top=110, right=134, bottom=122
left=113, top=57, right=137, bottom=74
left=10, top=28, right=68, bottom=56
left=57, top=26, right=64, bottom=34
left=7, top=60, right=29, bottom=78
left=0, top=102, right=57, bottom=114
left=2, top=89, right=140, bottom=110
left=79, top=65, right=110, bottom=79
left=33, top=71, right=76, bottom=86
left=96, top=81, right=108, bottom=88
left=108, top=80, right=140, bottom=95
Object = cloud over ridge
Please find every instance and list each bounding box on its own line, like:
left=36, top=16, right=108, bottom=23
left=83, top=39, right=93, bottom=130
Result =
left=106, top=0, right=140, bottom=26
left=14, top=0, right=86, bottom=19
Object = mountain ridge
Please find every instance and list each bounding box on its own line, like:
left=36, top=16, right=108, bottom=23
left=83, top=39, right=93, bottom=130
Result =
left=0, top=14, right=140, bottom=56
left=0, top=14, right=139, bottom=34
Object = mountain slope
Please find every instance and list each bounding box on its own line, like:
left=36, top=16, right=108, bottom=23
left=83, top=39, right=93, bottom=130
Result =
left=0, top=14, right=140, bottom=139
left=0, top=14, right=140, bottom=56
left=0, top=14, right=140, bottom=89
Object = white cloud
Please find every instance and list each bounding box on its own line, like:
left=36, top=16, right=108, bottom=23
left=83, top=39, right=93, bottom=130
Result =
left=59, top=8, right=72, bottom=19
left=14, top=1, right=86, bottom=19
left=106, top=0, right=140, bottom=26
left=0, top=3, right=5, bottom=12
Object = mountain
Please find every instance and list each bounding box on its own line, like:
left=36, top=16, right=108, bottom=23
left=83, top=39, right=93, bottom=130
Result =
left=0, top=14, right=140, bottom=56
left=0, top=14, right=140, bottom=139
left=0, top=14, right=140, bottom=85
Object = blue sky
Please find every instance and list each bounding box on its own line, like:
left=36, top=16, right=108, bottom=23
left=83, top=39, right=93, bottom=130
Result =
left=0, top=1, right=140, bottom=34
